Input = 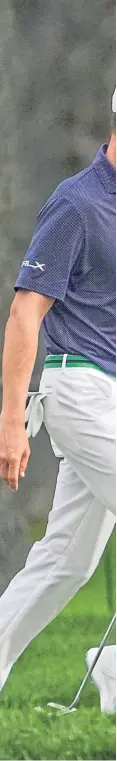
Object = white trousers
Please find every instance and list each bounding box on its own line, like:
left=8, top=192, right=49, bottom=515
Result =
left=87, top=645, right=116, bottom=712
left=0, top=367, right=116, bottom=691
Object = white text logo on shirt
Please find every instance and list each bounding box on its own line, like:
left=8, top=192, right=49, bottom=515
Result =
left=21, top=260, right=45, bottom=272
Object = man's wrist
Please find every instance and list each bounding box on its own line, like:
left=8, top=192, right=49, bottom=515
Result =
left=1, top=409, right=25, bottom=427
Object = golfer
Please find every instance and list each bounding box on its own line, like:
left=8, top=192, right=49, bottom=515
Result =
left=0, top=88, right=116, bottom=706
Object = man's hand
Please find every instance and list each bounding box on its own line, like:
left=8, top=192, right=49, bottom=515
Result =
left=0, top=414, right=30, bottom=491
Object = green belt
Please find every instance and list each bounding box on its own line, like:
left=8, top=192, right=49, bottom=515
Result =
left=44, top=354, right=105, bottom=372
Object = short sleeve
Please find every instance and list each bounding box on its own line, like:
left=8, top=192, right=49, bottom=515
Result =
left=15, top=193, right=84, bottom=301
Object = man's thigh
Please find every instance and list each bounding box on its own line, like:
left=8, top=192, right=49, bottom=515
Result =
left=43, top=368, right=116, bottom=514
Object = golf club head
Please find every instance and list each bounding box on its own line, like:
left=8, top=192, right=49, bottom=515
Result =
left=47, top=701, right=76, bottom=714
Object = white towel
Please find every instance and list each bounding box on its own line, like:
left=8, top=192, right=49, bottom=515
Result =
left=25, top=392, right=62, bottom=457
left=25, top=393, right=45, bottom=438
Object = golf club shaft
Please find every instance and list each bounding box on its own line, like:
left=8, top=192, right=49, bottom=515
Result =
left=68, top=612, right=116, bottom=710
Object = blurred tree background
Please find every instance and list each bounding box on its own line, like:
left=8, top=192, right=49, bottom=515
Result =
left=0, top=0, right=116, bottom=593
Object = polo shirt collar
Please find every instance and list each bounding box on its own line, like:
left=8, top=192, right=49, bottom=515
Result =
left=93, top=143, right=116, bottom=194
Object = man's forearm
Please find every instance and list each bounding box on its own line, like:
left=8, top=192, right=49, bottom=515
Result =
left=2, top=311, right=39, bottom=424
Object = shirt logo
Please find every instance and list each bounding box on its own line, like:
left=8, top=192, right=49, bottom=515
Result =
left=21, top=260, right=45, bottom=272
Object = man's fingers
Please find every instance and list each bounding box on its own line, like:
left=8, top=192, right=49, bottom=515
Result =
left=0, top=460, right=9, bottom=484
left=7, top=447, right=30, bottom=488
left=0, top=423, right=30, bottom=490
left=0, top=439, right=30, bottom=489
left=0, top=458, right=19, bottom=490
left=8, top=459, right=20, bottom=491
left=19, top=448, right=30, bottom=478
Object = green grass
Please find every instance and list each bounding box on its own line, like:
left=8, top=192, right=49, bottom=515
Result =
left=0, top=533, right=116, bottom=760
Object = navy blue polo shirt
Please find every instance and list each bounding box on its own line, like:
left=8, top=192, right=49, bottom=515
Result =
left=15, top=144, right=116, bottom=376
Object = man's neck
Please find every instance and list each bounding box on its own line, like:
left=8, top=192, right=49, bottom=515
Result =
left=106, top=133, right=116, bottom=169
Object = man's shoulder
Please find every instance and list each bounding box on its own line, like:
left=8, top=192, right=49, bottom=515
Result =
left=55, top=162, right=93, bottom=199
left=53, top=162, right=96, bottom=218
left=39, top=154, right=97, bottom=224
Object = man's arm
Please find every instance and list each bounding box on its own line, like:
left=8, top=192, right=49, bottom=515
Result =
left=0, top=290, right=54, bottom=490
left=2, top=290, right=54, bottom=422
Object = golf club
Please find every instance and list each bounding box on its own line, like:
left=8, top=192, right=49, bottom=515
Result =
left=47, top=612, right=116, bottom=714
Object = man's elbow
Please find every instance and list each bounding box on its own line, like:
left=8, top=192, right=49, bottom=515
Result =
left=10, top=290, right=55, bottom=326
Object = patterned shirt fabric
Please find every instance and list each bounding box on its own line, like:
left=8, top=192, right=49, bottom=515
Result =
left=15, top=144, right=116, bottom=376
